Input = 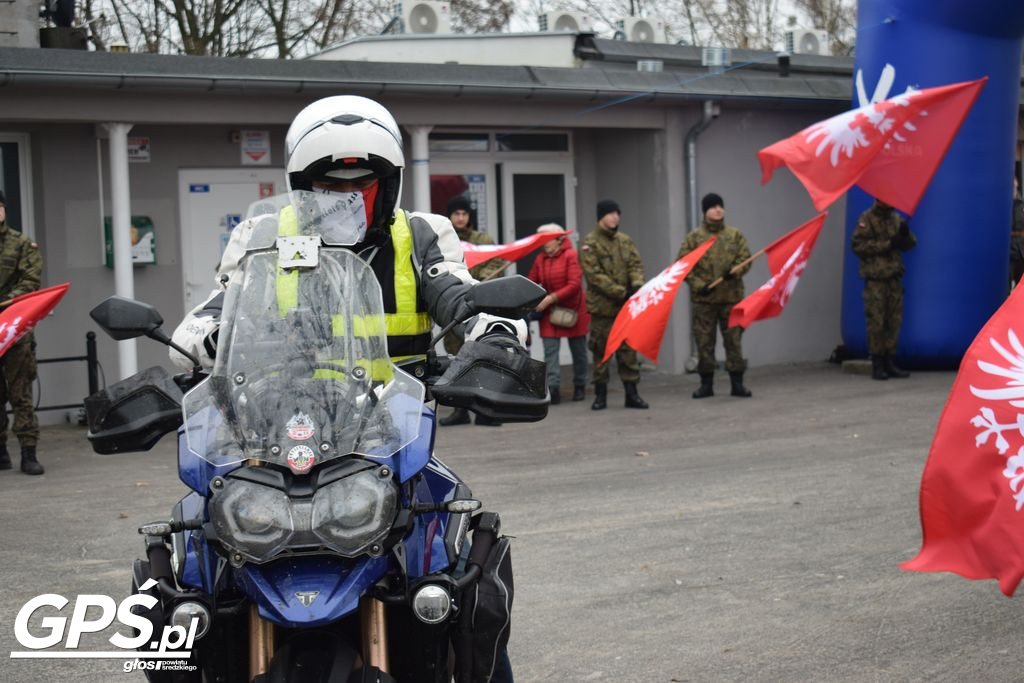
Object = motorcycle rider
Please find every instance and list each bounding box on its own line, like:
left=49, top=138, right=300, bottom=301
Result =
left=170, top=96, right=527, bottom=372
left=169, top=96, right=526, bottom=681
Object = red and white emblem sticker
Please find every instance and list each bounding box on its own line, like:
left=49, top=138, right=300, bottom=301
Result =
left=286, top=412, right=315, bottom=441
left=287, top=445, right=316, bottom=473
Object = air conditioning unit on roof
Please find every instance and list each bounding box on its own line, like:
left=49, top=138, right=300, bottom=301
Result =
left=538, top=11, right=593, bottom=33
left=396, top=1, right=451, bottom=35
left=785, top=28, right=831, bottom=56
left=616, top=17, right=666, bottom=43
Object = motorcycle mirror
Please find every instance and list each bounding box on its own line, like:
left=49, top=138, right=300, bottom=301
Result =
left=90, top=296, right=165, bottom=341
left=466, top=276, right=546, bottom=319
left=90, top=296, right=202, bottom=368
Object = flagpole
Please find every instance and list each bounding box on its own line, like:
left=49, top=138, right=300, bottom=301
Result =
left=705, top=246, right=767, bottom=291
left=479, top=260, right=515, bottom=281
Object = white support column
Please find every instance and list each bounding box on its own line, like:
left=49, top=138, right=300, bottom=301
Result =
left=104, top=122, right=138, bottom=378
left=407, top=125, right=433, bottom=213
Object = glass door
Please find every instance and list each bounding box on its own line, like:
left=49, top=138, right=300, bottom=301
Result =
left=499, top=161, right=576, bottom=278
left=500, top=161, right=577, bottom=362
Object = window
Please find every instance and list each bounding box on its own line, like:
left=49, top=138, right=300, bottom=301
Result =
left=0, top=135, right=34, bottom=237
left=428, top=133, right=489, bottom=153
left=495, top=133, right=569, bottom=152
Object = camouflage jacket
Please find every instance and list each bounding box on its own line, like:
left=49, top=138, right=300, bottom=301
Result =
left=677, top=221, right=751, bottom=304
left=851, top=204, right=916, bottom=280
left=457, top=227, right=507, bottom=281
left=0, top=222, right=42, bottom=345
left=0, top=222, right=41, bottom=301
left=579, top=226, right=645, bottom=317
left=1012, top=196, right=1024, bottom=263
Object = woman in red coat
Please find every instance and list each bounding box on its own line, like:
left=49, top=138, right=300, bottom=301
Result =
left=526, top=224, right=591, bottom=404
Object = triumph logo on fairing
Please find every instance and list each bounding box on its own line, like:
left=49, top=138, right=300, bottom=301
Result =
left=294, top=591, right=320, bottom=607
left=9, top=581, right=200, bottom=661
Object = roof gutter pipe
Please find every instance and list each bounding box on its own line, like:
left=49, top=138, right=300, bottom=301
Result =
left=684, top=100, right=718, bottom=231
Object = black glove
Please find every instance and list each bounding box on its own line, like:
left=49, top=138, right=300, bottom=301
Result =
left=697, top=284, right=712, bottom=297
left=898, top=219, right=910, bottom=236
left=722, top=270, right=737, bottom=281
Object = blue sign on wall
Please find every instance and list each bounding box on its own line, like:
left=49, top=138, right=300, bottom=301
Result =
left=189, top=184, right=210, bottom=193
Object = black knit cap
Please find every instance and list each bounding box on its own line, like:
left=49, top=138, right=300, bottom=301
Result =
left=701, top=192, right=724, bottom=215
left=446, top=195, right=472, bottom=216
left=596, top=199, right=620, bottom=221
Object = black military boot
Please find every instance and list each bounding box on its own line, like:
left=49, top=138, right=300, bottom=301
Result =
left=549, top=387, right=561, bottom=405
left=572, top=385, right=585, bottom=401
left=20, top=446, right=43, bottom=476
left=623, top=381, right=649, bottom=409
left=871, top=355, right=889, bottom=381
left=439, top=408, right=471, bottom=426
left=474, top=414, right=503, bottom=427
left=884, top=355, right=910, bottom=379
left=591, top=383, right=607, bottom=411
left=729, top=372, right=752, bottom=398
left=692, top=374, right=714, bottom=399
left=0, top=443, right=11, bottom=471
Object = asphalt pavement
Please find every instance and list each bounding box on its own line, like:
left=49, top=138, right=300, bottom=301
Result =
left=3, top=362, right=1023, bottom=682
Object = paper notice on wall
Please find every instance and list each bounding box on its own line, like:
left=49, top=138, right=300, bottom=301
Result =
left=241, top=130, right=271, bottom=166
left=128, top=137, right=150, bottom=163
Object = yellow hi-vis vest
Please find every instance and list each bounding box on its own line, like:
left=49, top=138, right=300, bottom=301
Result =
left=275, top=208, right=432, bottom=369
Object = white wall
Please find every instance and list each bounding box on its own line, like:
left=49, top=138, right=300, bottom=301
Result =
left=29, top=123, right=287, bottom=422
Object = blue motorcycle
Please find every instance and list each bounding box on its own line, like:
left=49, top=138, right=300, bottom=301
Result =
left=84, top=192, right=548, bottom=682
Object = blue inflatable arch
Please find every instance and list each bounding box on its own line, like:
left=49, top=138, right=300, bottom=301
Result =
left=841, top=0, right=1024, bottom=366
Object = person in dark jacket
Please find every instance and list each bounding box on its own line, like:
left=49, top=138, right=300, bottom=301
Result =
left=526, top=224, right=590, bottom=404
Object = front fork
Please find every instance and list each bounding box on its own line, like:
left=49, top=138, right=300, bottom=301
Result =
left=246, top=598, right=391, bottom=680
left=360, top=596, right=390, bottom=673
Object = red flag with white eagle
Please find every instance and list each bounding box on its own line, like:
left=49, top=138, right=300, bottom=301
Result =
left=601, top=237, right=716, bottom=365
left=461, top=230, right=571, bottom=270
left=0, top=283, right=70, bottom=358
left=728, top=214, right=827, bottom=329
left=902, top=284, right=1024, bottom=595
left=759, top=78, right=986, bottom=214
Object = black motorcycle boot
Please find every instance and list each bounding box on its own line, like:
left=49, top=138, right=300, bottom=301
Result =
left=623, top=381, right=649, bottom=409
left=572, top=385, right=585, bottom=401
left=591, top=383, right=608, bottom=410
left=884, top=355, right=910, bottom=379
left=0, top=443, right=11, bottom=470
left=871, top=355, right=889, bottom=381
left=729, top=372, right=752, bottom=398
left=692, top=373, right=714, bottom=399
left=439, top=408, right=471, bottom=426
left=474, top=414, right=503, bottom=427
left=549, top=387, right=561, bottom=405
left=20, top=446, right=43, bottom=476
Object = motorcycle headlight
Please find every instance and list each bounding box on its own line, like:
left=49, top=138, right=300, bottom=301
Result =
left=312, top=467, right=398, bottom=556
left=210, top=479, right=294, bottom=563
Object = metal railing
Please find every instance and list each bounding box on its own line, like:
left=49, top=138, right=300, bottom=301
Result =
left=32, top=332, right=100, bottom=412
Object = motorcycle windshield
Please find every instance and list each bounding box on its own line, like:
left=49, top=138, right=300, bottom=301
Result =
left=182, top=192, right=425, bottom=469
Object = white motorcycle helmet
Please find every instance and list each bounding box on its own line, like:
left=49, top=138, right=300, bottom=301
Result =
left=285, top=96, right=405, bottom=232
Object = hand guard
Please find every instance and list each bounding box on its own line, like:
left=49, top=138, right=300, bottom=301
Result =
left=432, top=329, right=548, bottom=423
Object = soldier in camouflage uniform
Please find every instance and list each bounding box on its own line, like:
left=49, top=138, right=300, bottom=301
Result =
left=439, top=196, right=509, bottom=426
left=579, top=199, right=649, bottom=410
left=851, top=199, right=916, bottom=380
left=678, top=193, right=752, bottom=399
left=0, top=191, right=44, bottom=474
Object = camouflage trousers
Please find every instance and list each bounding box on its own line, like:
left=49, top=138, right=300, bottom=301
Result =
left=0, top=340, right=39, bottom=447
left=588, top=315, right=640, bottom=384
left=863, top=278, right=903, bottom=355
left=692, top=302, right=746, bottom=374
